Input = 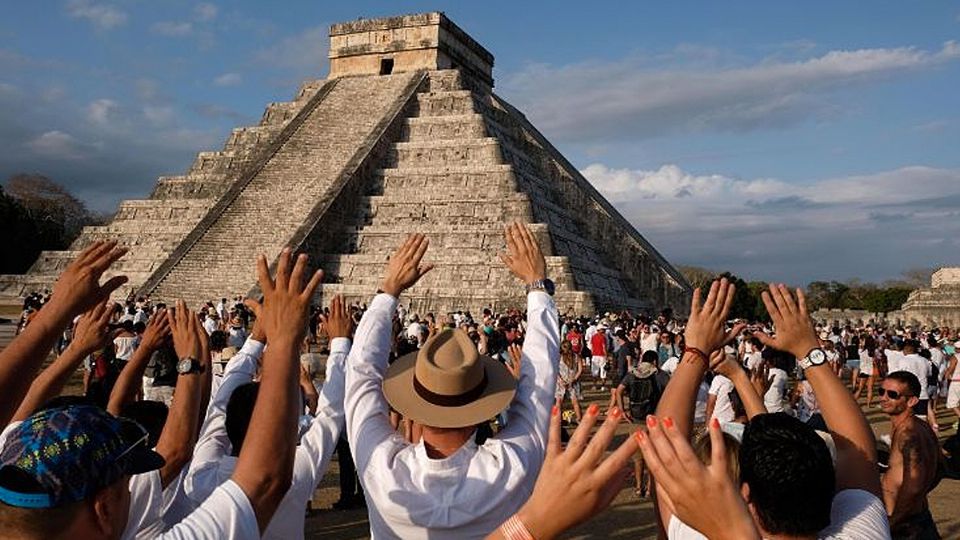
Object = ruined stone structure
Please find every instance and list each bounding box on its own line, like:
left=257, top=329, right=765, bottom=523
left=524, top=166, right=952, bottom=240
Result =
left=0, top=12, right=690, bottom=316
left=897, top=268, right=960, bottom=328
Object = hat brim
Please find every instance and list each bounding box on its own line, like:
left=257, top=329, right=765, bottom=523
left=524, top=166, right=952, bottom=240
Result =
left=383, top=351, right=517, bottom=429
left=124, top=447, right=166, bottom=476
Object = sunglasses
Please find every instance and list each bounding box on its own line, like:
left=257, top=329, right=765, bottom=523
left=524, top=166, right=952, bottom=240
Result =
left=115, top=419, right=151, bottom=463
left=877, top=388, right=908, bottom=400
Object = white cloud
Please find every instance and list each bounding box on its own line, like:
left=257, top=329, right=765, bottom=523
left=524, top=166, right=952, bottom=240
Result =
left=194, top=3, right=218, bottom=22
left=142, top=105, right=175, bottom=125
left=582, top=163, right=960, bottom=282
left=26, top=131, right=86, bottom=160
left=65, top=0, right=127, bottom=30
left=152, top=21, right=194, bottom=37
left=213, top=72, right=242, bottom=86
left=502, top=41, right=960, bottom=142
left=86, top=98, right=118, bottom=126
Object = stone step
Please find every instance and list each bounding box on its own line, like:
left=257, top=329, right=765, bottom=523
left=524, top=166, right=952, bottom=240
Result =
left=354, top=195, right=531, bottom=226
left=314, top=282, right=595, bottom=314
left=413, top=90, right=477, bottom=117
left=151, top=176, right=233, bottom=200
left=113, top=198, right=212, bottom=222
left=386, top=137, right=502, bottom=168
left=401, top=114, right=488, bottom=141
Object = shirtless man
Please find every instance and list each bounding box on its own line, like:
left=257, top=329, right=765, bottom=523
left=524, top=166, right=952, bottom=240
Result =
left=880, top=370, right=942, bottom=539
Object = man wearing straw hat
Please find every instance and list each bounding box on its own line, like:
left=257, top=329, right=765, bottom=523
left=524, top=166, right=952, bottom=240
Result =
left=344, top=223, right=559, bottom=539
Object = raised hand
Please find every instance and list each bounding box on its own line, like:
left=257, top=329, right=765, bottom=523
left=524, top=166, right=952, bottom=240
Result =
left=636, top=417, right=760, bottom=540
left=380, top=234, right=434, bottom=298
left=708, top=349, right=741, bottom=380
left=67, top=300, right=116, bottom=357
left=250, top=248, right=323, bottom=347
left=167, top=300, right=201, bottom=360
left=139, top=308, right=170, bottom=353
left=504, top=405, right=637, bottom=540
left=506, top=342, right=523, bottom=379
left=499, top=222, right=547, bottom=284
left=48, top=241, right=129, bottom=316
left=325, top=295, right=351, bottom=339
left=750, top=363, right=772, bottom=396
left=753, top=284, right=819, bottom=359
left=683, top=278, right=744, bottom=356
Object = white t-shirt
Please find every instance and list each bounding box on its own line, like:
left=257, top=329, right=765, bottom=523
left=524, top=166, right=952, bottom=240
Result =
left=694, top=382, right=709, bottom=424
left=661, top=356, right=680, bottom=375
left=764, top=368, right=789, bottom=413
left=122, top=472, right=163, bottom=540
left=667, top=488, right=890, bottom=539
left=898, top=354, right=931, bottom=400
left=708, top=375, right=735, bottom=423
left=160, top=479, right=259, bottom=539
left=744, top=351, right=763, bottom=371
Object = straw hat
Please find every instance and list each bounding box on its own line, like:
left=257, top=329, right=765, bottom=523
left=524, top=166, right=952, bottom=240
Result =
left=383, top=329, right=517, bottom=428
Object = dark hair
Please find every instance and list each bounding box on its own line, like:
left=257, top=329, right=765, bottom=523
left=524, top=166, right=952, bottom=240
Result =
left=641, top=350, right=659, bottom=365
left=133, top=321, right=146, bottom=334
left=209, top=330, right=229, bottom=352
left=120, top=400, right=169, bottom=448
left=740, top=413, right=835, bottom=535
left=225, top=382, right=260, bottom=455
left=885, top=370, right=921, bottom=398
left=120, top=319, right=134, bottom=333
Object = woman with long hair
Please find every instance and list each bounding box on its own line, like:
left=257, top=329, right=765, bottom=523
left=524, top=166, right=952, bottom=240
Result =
left=555, top=340, right=583, bottom=423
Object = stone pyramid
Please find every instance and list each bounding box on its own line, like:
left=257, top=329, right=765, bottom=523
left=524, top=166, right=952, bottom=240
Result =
left=0, top=12, right=691, bottom=316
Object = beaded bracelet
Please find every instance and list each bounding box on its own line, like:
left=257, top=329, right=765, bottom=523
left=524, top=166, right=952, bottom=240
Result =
left=683, top=346, right=710, bottom=365
left=499, top=514, right=534, bottom=540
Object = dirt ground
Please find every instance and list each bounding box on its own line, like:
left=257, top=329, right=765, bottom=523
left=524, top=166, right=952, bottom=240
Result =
left=2, top=320, right=958, bottom=538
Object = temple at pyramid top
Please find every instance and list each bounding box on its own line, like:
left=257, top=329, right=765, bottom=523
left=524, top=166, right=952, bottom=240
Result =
left=328, top=12, right=495, bottom=88
left=0, top=12, right=692, bottom=316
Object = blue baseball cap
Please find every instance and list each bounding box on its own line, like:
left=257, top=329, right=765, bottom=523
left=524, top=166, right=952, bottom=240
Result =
left=0, top=404, right=164, bottom=508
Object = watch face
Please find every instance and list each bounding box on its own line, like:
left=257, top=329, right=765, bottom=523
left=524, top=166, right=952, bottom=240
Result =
left=177, top=358, right=192, bottom=374
left=808, top=349, right=827, bottom=366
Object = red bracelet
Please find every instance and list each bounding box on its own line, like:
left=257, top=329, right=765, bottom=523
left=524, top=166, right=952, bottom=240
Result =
left=683, top=346, right=709, bottom=365
left=500, top=514, right=535, bottom=540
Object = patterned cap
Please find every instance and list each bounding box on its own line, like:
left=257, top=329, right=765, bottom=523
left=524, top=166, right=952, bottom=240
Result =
left=0, top=404, right=164, bottom=508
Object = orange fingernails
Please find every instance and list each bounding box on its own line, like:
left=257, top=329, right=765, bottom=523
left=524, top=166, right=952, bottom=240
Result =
left=610, top=407, right=621, bottom=419
left=587, top=403, right=599, bottom=416
left=646, top=415, right=658, bottom=428
left=663, top=417, right=674, bottom=429
left=711, top=417, right=720, bottom=429
left=634, top=429, right=644, bottom=444
left=551, top=405, right=559, bottom=417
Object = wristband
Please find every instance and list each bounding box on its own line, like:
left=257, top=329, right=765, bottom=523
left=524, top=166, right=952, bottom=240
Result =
left=683, top=346, right=709, bottom=365
left=500, top=514, right=535, bottom=540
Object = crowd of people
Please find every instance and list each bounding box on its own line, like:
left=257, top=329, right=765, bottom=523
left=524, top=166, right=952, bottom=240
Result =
left=0, top=224, right=957, bottom=539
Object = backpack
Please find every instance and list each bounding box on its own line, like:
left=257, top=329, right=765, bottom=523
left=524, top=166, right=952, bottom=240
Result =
left=628, top=373, right=662, bottom=420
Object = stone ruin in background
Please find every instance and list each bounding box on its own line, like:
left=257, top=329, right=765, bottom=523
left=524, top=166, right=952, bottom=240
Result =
left=0, top=12, right=691, bottom=317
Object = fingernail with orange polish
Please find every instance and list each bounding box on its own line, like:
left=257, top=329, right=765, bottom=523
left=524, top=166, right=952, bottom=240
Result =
left=646, top=415, right=657, bottom=428
left=610, top=407, right=621, bottom=419
left=663, top=417, right=674, bottom=428
left=551, top=405, right=559, bottom=417
left=634, top=430, right=644, bottom=444
left=588, top=404, right=599, bottom=416
left=711, top=417, right=720, bottom=429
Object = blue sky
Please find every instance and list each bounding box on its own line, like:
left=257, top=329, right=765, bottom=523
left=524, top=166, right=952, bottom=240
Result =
left=2, top=1, right=959, bottom=285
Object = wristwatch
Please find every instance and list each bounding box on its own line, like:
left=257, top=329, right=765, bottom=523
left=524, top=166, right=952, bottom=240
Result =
left=798, top=348, right=827, bottom=370
left=176, top=356, right=203, bottom=375
left=526, top=278, right=556, bottom=296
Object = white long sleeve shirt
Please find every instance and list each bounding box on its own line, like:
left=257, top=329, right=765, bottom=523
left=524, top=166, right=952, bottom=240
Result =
left=184, top=336, right=351, bottom=540
left=344, top=292, right=559, bottom=540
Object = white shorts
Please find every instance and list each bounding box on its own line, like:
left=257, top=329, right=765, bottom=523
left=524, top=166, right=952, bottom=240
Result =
left=947, top=381, right=960, bottom=409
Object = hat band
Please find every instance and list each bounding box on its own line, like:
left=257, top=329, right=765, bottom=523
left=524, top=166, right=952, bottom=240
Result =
left=413, top=371, right=489, bottom=407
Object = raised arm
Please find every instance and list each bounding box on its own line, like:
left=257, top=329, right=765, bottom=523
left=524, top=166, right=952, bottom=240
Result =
left=107, top=309, right=170, bottom=415
left=497, top=223, right=559, bottom=461
left=345, top=234, right=433, bottom=472
left=13, top=300, right=115, bottom=421
left=152, top=300, right=207, bottom=488
left=232, top=249, right=323, bottom=533
left=754, top=284, right=880, bottom=496
left=656, top=279, right=743, bottom=437
left=708, top=351, right=767, bottom=419
left=0, top=241, right=127, bottom=426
